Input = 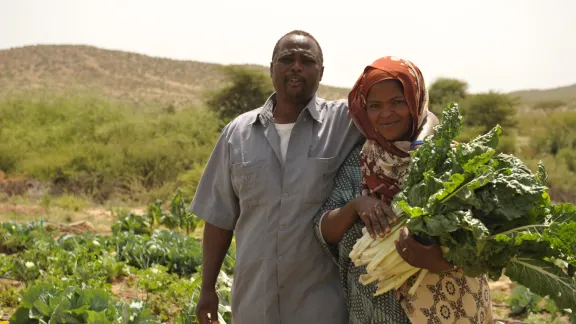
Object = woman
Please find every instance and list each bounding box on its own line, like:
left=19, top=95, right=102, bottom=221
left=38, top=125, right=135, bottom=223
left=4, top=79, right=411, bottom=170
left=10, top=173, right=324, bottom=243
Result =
left=313, top=56, right=493, bottom=323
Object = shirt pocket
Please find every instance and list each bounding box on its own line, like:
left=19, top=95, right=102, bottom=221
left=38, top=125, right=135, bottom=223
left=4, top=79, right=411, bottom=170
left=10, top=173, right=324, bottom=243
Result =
left=231, top=159, right=268, bottom=208
left=304, top=156, right=337, bottom=205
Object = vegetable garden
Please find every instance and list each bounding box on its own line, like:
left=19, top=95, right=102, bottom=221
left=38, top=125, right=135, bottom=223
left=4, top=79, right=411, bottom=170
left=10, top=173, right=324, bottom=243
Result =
left=0, top=189, right=235, bottom=323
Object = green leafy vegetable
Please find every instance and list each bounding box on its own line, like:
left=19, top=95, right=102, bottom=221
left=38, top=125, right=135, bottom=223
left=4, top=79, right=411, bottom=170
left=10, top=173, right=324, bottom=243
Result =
left=389, top=103, right=576, bottom=311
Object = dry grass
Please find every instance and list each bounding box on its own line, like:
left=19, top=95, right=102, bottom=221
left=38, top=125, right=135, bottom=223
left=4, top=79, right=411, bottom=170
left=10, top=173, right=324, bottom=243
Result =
left=509, top=83, right=576, bottom=105
left=0, top=44, right=350, bottom=108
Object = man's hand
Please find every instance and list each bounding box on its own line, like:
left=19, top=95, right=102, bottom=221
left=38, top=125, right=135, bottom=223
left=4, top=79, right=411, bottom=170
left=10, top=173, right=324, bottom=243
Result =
left=197, top=288, right=220, bottom=324
left=395, top=226, right=454, bottom=273
left=352, top=196, right=398, bottom=238
left=196, top=222, right=233, bottom=323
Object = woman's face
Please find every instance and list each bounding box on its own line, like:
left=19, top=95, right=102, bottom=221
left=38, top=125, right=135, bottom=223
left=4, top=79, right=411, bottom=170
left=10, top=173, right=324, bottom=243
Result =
left=366, top=79, right=413, bottom=141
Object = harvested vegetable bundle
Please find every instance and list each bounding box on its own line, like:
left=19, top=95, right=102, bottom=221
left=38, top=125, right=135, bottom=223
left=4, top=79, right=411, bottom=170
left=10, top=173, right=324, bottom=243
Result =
left=350, top=103, right=576, bottom=311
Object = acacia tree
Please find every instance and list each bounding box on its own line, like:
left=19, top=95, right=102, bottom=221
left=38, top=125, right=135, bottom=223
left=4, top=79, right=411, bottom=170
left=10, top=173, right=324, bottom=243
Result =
left=461, top=91, right=518, bottom=132
left=206, top=66, right=273, bottom=124
left=428, top=78, right=468, bottom=115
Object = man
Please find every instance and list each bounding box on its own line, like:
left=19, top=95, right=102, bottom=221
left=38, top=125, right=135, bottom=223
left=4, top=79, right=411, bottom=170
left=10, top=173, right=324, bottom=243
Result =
left=191, top=30, right=363, bottom=324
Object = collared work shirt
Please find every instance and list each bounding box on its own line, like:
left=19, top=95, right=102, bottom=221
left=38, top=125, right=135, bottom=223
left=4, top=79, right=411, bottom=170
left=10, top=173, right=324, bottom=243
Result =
left=191, top=94, right=363, bottom=324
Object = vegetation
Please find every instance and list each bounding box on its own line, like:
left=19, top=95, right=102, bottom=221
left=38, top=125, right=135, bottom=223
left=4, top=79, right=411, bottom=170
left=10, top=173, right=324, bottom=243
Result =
left=428, top=77, right=468, bottom=115
left=0, top=92, right=221, bottom=203
left=205, top=66, right=273, bottom=124
left=0, top=190, right=235, bottom=323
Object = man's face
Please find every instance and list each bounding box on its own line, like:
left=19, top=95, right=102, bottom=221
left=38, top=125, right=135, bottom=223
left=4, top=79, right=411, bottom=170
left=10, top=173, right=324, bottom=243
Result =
left=270, top=35, right=324, bottom=105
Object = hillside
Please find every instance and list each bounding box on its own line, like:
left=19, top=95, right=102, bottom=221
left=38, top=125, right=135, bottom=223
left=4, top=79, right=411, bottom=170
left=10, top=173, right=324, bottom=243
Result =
left=0, top=44, right=349, bottom=108
left=2, top=45, right=576, bottom=109
left=509, top=83, right=576, bottom=104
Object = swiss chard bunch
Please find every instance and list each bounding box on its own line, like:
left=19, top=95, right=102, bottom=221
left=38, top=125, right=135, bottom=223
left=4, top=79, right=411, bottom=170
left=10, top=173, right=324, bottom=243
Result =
left=392, top=103, right=576, bottom=311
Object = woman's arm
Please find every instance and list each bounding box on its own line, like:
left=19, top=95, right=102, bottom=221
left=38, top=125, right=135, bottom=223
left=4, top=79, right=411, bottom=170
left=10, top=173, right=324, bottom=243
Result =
left=312, top=146, right=362, bottom=259
left=313, top=145, right=398, bottom=247
left=321, top=196, right=397, bottom=244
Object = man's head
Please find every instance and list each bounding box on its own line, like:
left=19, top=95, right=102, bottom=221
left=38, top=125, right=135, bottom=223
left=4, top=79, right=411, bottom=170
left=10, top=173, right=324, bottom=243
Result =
left=270, top=30, right=324, bottom=105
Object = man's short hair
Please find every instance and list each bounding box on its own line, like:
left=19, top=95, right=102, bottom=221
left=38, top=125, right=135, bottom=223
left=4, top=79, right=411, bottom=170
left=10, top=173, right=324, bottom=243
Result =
left=271, top=30, right=324, bottom=64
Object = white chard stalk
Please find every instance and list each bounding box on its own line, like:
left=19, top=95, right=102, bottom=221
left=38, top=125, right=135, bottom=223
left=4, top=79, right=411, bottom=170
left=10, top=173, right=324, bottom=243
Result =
left=349, top=222, right=427, bottom=296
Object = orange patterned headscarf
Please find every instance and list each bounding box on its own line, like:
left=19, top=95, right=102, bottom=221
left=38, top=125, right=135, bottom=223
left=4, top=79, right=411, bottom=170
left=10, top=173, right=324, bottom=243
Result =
left=348, top=56, right=435, bottom=203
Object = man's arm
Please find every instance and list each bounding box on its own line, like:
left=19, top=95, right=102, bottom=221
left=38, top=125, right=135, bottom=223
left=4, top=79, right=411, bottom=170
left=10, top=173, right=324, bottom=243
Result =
left=201, top=223, right=233, bottom=291
left=190, top=123, right=239, bottom=323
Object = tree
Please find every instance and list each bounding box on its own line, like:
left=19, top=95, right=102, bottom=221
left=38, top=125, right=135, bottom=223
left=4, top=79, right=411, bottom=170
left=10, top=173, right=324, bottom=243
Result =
left=460, top=91, right=518, bottom=132
left=205, top=66, right=273, bottom=124
left=428, top=78, right=468, bottom=114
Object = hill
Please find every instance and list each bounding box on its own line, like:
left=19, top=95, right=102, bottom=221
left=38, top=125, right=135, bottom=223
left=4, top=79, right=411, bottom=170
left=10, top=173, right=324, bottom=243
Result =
left=0, top=44, right=349, bottom=108
left=2, top=45, right=576, bottom=109
left=509, top=83, right=576, bottom=104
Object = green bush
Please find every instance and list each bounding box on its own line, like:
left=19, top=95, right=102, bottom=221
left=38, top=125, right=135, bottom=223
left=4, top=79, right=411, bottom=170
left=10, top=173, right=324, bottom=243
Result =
left=529, top=111, right=576, bottom=156
left=0, top=92, right=221, bottom=202
left=52, top=194, right=90, bottom=211
left=460, top=91, right=518, bottom=132
left=205, top=65, right=273, bottom=124
left=428, top=78, right=468, bottom=115
left=498, top=134, right=517, bottom=154
left=533, top=99, right=567, bottom=111
left=558, top=148, right=576, bottom=173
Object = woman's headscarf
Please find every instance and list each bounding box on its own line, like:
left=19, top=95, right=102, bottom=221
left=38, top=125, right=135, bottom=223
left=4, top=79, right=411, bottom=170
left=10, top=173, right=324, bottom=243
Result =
left=348, top=56, right=435, bottom=203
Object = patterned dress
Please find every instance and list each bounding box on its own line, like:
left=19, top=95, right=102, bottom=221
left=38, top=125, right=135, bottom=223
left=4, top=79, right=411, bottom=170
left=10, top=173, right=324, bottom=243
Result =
left=313, top=144, right=494, bottom=324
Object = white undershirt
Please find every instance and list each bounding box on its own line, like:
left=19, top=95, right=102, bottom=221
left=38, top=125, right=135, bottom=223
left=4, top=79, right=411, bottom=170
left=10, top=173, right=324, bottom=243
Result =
left=274, top=122, right=295, bottom=163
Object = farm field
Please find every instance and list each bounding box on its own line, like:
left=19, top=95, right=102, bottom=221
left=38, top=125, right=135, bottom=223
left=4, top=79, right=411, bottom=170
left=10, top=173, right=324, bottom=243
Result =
left=0, top=189, right=234, bottom=323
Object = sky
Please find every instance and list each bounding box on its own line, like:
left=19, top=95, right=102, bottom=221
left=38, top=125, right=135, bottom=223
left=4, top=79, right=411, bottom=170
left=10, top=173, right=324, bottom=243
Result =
left=1, top=0, right=575, bottom=93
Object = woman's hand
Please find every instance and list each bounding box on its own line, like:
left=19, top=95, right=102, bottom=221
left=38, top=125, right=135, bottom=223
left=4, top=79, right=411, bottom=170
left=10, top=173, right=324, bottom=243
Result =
left=351, top=196, right=398, bottom=239
left=395, top=227, right=454, bottom=273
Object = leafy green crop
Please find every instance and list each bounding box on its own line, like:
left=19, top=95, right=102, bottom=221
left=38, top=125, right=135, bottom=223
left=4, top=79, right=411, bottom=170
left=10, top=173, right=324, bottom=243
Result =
left=392, top=103, right=576, bottom=311
left=9, top=283, right=158, bottom=324
left=0, top=221, right=50, bottom=254
left=0, top=189, right=235, bottom=323
left=146, top=188, right=203, bottom=234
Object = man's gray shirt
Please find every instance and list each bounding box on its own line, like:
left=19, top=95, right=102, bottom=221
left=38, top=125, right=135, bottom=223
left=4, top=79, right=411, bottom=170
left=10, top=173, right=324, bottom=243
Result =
left=191, top=93, right=363, bottom=323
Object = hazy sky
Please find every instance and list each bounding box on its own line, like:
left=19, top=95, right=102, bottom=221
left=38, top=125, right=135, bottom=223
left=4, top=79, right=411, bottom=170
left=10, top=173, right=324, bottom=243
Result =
left=1, top=0, right=575, bottom=93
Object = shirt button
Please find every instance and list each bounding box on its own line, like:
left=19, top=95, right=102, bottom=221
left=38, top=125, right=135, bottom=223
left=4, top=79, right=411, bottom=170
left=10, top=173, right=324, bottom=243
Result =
left=283, top=193, right=289, bottom=198
left=278, top=256, right=284, bottom=261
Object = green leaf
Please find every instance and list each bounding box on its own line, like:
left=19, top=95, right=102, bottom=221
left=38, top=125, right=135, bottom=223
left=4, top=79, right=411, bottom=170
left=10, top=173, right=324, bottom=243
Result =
left=506, top=257, right=576, bottom=311
left=421, top=211, right=464, bottom=236
left=85, top=310, right=113, bottom=324
left=464, top=165, right=496, bottom=192
left=90, top=289, right=111, bottom=312
left=454, top=143, right=495, bottom=175
left=426, top=173, right=467, bottom=210
left=404, top=103, right=462, bottom=189
left=396, top=200, right=426, bottom=218
left=550, top=203, right=576, bottom=223
left=542, top=221, right=576, bottom=258
left=469, top=124, right=501, bottom=149
left=461, top=211, right=490, bottom=242
left=9, top=307, right=32, bottom=324
left=536, top=161, right=548, bottom=185
left=32, top=297, right=53, bottom=318
left=22, top=283, right=55, bottom=309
